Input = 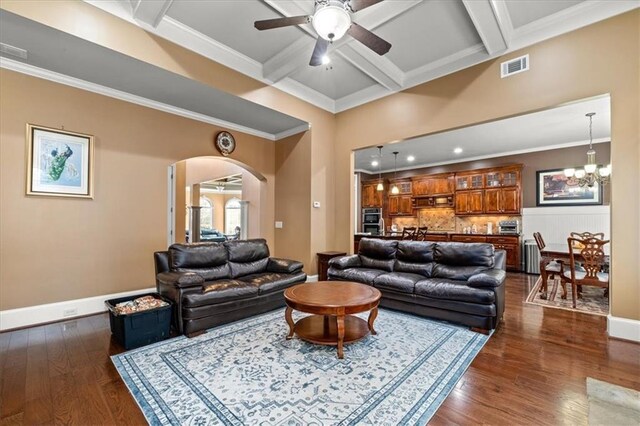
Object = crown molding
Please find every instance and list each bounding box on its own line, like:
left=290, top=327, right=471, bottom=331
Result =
left=0, top=57, right=307, bottom=141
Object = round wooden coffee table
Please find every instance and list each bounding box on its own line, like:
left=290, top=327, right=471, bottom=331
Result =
left=284, top=281, right=381, bottom=359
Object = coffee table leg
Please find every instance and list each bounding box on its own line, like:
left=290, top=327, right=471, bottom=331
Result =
left=368, top=307, right=378, bottom=335
left=336, top=315, right=345, bottom=359
left=285, top=306, right=295, bottom=340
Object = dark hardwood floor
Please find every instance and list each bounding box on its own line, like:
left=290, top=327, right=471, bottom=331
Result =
left=1, top=273, right=638, bottom=425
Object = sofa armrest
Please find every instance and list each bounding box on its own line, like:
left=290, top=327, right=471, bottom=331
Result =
left=267, top=258, right=304, bottom=274
left=328, top=255, right=361, bottom=270
left=156, top=271, right=205, bottom=288
left=467, top=269, right=506, bottom=288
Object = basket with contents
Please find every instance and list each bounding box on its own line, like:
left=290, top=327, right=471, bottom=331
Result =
left=105, top=293, right=172, bottom=349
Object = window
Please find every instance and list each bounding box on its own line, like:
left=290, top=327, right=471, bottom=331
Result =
left=200, top=197, right=213, bottom=229
left=225, top=198, right=242, bottom=235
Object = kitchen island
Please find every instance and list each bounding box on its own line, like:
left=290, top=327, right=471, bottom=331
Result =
left=354, top=233, right=521, bottom=271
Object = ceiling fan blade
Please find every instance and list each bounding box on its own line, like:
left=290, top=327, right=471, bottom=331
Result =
left=349, top=0, right=384, bottom=12
left=309, top=37, right=330, bottom=66
left=346, top=23, right=391, bottom=55
left=254, top=15, right=310, bottom=30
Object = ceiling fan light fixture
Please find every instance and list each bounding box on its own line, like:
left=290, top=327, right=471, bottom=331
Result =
left=321, top=55, right=331, bottom=65
left=312, top=1, right=351, bottom=41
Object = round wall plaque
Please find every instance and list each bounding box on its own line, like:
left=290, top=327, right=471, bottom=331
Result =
left=215, top=131, right=236, bottom=156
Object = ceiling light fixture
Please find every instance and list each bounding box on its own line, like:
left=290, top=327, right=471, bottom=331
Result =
left=453, top=147, right=463, bottom=154
left=312, top=1, right=352, bottom=42
left=371, top=160, right=378, bottom=167
left=376, top=146, right=384, bottom=191
left=564, top=112, right=610, bottom=187
left=321, top=55, right=331, bottom=65
left=407, top=155, right=415, bottom=162
left=391, top=151, right=400, bottom=194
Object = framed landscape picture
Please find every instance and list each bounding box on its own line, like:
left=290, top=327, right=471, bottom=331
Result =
left=536, top=168, right=602, bottom=206
left=26, top=124, right=94, bottom=198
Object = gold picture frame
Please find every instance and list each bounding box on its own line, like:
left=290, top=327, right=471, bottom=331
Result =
left=26, top=124, right=94, bottom=198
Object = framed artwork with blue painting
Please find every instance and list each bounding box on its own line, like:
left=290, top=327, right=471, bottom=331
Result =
left=26, top=124, right=94, bottom=198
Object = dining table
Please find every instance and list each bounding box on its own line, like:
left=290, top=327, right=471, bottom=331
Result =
left=539, top=243, right=610, bottom=299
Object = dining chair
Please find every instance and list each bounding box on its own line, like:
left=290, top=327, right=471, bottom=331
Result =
left=570, top=231, right=605, bottom=240
left=533, top=232, right=563, bottom=297
left=415, top=227, right=429, bottom=241
left=561, top=236, right=610, bottom=308
left=401, top=227, right=417, bottom=240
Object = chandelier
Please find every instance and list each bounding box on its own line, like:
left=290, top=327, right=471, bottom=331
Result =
left=564, top=112, right=611, bottom=187
left=376, top=146, right=384, bottom=191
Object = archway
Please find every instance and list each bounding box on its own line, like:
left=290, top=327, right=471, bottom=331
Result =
left=168, top=156, right=268, bottom=246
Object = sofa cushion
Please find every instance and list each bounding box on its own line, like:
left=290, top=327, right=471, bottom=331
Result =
left=374, top=272, right=424, bottom=294
left=238, top=271, right=306, bottom=294
left=226, top=239, right=270, bottom=278
left=414, top=278, right=495, bottom=304
left=169, top=243, right=228, bottom=268
left=328, top=268, right=384, bottom=285
left=397, top=241, right=435, bottom=263
left=432, top=264, right=491, bottom=280
left=169, top=243, right=230, bottom=281
left=358, top=239, right=397, bottom=272
left=183, top=280, right=257, bottom=307
left=225, top=239, right=270, bottom=262
left=435, top=242, right=494, bottom=267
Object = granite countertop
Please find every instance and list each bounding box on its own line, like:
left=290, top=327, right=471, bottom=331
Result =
left=355, top=232, right=522, bottom=237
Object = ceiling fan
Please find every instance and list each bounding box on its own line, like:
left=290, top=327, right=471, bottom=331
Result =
left=254, top=0, right=391, bottom=66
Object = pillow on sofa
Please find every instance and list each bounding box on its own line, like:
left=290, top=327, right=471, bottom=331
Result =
left=226, top=239, right=270, bottom=278
left=359, top=238, right=397, bottom=272
left=169, top=243, right=230, bottom=281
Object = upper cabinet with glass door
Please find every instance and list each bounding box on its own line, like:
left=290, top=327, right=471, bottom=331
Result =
left=456, top=172, right=484, bottom=190
left=484, top=167, right=521, bottom=188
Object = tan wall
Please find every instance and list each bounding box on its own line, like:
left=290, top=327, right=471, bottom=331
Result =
left=336, top=12, right=639, bottom=320
left=0, top=0, right=336, bottom=276
left=0, top=69, right=277, bottom=310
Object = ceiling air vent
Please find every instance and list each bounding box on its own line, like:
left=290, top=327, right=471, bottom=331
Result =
left=501, top=54, right=528, bottom=78
left=0, top=42, right=28, bottom=60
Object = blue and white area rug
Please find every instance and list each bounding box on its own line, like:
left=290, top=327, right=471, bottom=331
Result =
left=112, top=309, right=489, bottom=425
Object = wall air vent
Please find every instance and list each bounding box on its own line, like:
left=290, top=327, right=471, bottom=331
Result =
left=501, top=54, right=529, bottom=78
left=0, top=42, right=28, bottom=60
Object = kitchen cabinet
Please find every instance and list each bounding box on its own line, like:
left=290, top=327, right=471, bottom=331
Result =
left=361, top=181, right=383, bottom=208
left=485, top=167, right=521, bottom=188
left=455, top=173, right=484, bottom=190
left=388, top=195, right=413, bottom=216
left=455, top=190, right=484, bottom=215
left=486, top=235, right=520, bottom=271
left=484, top=187, right=520, bottom=214
left=412, top=173, right=454, bottom=196
left=450, top=235, right=487, bottom=243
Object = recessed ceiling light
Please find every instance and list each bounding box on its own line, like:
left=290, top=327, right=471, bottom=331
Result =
left=453, top=147, right=463, bottom=154
left=407, top=155, right=415, bottom=162
left=371, top=160, right=379, bottom=167
left=321, top=55, right=331, bottom=65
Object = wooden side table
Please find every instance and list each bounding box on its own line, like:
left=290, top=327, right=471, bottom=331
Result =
left=317, top=251, right=347, bottom=281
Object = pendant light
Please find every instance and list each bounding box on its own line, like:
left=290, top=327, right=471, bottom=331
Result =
left=564, top=112, right=611, bottom=187
left=376, top=146, right=384, bottom=191
left=391, top=151, right=400, bottom=194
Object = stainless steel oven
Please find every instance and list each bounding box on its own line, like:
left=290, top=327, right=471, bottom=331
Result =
left=362, top=208, right=381, bottom=235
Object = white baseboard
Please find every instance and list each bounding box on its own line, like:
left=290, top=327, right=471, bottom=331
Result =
left=0, top=287, right=155, bottom=331
left=607, top=315, right=640, bottom=342
left=306, top=274, right=319, bottom=282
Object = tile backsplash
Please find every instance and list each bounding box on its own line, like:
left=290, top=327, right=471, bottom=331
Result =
left=391, top=209, right=520, bottom=234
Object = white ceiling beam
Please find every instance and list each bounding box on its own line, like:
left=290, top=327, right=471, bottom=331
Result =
left=336, top=44, right=402, bottom=91
left=131, top=0, right=174, bottom=28
left=263, top=37, right=316, bottom=83
left=462, top=0, right=510, bottom=55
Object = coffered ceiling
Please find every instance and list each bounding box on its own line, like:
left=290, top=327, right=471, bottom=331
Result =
left=88, top=0, right=637, bottom=113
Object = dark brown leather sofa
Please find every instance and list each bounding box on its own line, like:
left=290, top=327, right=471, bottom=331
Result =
left=154, top=239, right=306, bottom=335
left=328, top=238, right=506, bottom=331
